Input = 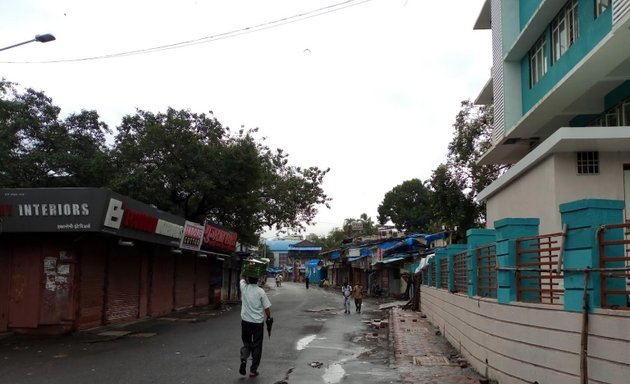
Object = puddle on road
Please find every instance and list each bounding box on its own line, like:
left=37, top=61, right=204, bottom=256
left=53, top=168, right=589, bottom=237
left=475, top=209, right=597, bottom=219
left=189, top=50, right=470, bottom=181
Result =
left=296, top=334, right=317, bottom=350
left=322, top=363, right=345, bottom=383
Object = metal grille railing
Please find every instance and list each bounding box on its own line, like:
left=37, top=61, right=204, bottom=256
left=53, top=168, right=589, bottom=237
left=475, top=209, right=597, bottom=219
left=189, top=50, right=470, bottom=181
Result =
left=597, top=223, right=630, bottom=310
left=430, top=261, right=436, bottom=287
left=439, top=258, right=449, bottom=289
left=516, top=232, right=565, bottom=305
left=453, top=251, right=468, bottom=294
left=477, top=244, right=497, bottom=298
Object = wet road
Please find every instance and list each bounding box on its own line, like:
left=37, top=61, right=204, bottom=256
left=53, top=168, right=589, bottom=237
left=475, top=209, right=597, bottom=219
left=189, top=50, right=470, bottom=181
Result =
left=0, top=280, right=401, bottom=384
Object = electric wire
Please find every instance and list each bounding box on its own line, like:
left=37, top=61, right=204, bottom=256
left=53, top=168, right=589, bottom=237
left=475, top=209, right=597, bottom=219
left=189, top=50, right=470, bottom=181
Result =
left=1, top=0, right=375, bottom=64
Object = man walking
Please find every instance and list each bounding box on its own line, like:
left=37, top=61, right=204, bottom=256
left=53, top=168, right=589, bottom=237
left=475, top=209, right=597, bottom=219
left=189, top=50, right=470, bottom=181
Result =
left=341, top=282, right=352, bottom=314
left=352, top=282, right=364, bottom=313
left=239, top=275, right=272, bottom=377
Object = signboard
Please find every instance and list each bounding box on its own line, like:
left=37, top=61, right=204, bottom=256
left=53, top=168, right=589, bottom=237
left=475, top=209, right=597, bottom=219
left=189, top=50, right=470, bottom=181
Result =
left=201, top=221, right=237, bottom=253
left=101, top=192, right=184, bottom=247
left=0, top=188, right=108, bottom=232
left=348, top=248, right=360, bottom=257
left=180, top=221, right=204, bottom=250
left=0, top=188, right=186, bottom=247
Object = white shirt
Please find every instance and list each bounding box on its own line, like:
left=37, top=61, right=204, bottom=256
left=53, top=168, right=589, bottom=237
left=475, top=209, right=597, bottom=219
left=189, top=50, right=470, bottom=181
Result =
left=240, top=279, right=272, bottom=323
left=342, top=285, right=353, bottom=298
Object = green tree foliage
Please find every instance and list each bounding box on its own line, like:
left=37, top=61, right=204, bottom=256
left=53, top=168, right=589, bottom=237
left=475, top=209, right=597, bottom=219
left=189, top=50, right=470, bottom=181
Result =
left=446, top=100, right=506, bottom=224
left=342, top=213, right=378, bottom=237
left=427, top=164, right=477, bottom=242
left=109, top=108, right=330, bottom=245
left=377, top=179, right=433, bottom=233
left=307, top=227, right=346, bottom=252
left=0, top=80, right=330, bottom=245
left=0, top=79, right=112, bottom=187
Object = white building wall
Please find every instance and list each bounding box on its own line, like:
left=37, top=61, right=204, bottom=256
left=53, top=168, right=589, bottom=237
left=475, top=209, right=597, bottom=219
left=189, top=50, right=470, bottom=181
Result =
left=485, top=156, right=558, bottom=233
left=486, top=152, right=630, bottom=233
left=421, top=287, right=630, bottom=384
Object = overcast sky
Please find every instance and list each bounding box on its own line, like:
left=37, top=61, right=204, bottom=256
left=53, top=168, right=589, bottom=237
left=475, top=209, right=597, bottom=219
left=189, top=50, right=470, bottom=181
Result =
left=0, top=0, right=491, bottom=239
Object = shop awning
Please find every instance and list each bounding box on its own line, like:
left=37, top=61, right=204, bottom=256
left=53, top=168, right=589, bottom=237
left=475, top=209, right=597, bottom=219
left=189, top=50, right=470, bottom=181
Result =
left=347, top=254, right=369, bottom=262
left=382, top=256, right=405, bottom=264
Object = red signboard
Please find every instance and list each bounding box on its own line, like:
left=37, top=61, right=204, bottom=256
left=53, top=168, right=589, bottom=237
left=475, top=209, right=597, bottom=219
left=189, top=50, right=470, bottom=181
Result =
left=202, top=222, right=237, bottom=253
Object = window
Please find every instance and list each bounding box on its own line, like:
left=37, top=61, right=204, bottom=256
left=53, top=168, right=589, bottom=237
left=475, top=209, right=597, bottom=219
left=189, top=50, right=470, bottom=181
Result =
left=551, top=0, right=579, bottom=64
left=577, top=151, right=599, bottom=174
left=529, top=34, right=547, bottom=88
left=595, top=0, right=610, bottom=18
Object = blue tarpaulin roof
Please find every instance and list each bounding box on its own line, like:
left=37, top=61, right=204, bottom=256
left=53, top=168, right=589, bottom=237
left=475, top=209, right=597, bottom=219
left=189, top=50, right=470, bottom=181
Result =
left=360, top=248, right=371, bottom=256
left=330, top=251, right=341, bottom=260
left=307, top=259, right=321, bottom=267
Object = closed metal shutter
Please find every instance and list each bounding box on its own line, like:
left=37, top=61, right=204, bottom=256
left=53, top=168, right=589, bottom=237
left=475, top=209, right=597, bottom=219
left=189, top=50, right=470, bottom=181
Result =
left=0, top=242, right=13, bottom=332
left=106, top=247, right=140, bottom=323
left=174, top=253, right=195, bottom=310
left=194, top=256, right=209, bottom=306
left=78, top=238, right=106, bottom=329
left=8, top=243, right=41, bottom=329
left=149, top=251, right=174, bottom=316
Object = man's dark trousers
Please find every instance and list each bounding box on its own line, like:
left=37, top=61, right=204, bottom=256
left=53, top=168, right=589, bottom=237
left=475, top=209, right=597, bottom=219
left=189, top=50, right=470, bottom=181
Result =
left=240, top=320, right=264, bottom=372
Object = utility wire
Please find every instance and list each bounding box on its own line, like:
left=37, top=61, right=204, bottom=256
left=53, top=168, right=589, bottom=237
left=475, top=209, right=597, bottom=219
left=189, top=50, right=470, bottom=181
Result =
left=1, top=0, right=375, bottom=64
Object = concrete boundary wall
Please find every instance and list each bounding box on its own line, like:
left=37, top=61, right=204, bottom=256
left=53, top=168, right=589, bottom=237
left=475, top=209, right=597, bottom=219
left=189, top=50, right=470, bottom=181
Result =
left=421, top=287, right=630, bottom=384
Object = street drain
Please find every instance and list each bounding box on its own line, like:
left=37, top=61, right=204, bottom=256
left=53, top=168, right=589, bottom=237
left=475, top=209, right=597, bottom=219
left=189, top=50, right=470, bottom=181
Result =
left=413, top=355, right=451, bottom=366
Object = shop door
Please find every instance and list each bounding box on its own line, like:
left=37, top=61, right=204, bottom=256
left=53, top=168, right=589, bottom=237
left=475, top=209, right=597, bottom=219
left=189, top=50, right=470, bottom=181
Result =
left=8, top=244, right=41, bottom=328
left=106, top=248, right=140, bottom=323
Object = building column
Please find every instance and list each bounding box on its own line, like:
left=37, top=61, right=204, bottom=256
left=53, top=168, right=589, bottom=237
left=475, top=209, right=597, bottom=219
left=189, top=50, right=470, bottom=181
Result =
left=466, top=229, right=497, bottom=298
left=494, top=218, right=539, bottom=304
left=560, top=199, right=625, bottom=311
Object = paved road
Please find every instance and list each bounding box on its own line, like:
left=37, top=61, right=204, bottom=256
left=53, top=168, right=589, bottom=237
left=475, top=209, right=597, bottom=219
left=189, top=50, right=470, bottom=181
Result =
left=0, top=280, right=401, bottom=384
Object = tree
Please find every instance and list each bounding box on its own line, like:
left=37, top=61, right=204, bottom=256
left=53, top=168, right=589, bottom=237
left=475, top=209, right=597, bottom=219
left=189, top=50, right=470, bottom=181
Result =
left=110, top=108, right=330, bottom=244
left=342, top=213, right=378, bottom=237
left=446, top=100, right=506, bottom=224
left=377, top=179, right=433, bottom=233
left=0, top=80, right=112, bottom=188
left=427, top=164, right=477, bottom=242
left=307, top=227, right=346, bottom=252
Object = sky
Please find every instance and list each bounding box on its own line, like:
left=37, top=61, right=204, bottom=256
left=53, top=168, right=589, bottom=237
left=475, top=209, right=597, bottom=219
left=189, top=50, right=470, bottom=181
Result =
left=0, top=0, right=491, bottom=239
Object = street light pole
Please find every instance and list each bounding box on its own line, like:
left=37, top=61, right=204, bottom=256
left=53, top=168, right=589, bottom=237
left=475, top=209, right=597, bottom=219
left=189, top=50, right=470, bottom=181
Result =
left=0, top=34, right=56, bottom=52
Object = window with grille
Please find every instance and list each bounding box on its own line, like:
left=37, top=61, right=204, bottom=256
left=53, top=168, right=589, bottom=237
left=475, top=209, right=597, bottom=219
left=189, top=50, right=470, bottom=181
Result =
left=551, top=0, right=579, bottom=64
left=595, top=0, right=610, bottom=18
left=577, top=151, right=599, bottom=174
left=529, top=34, right=547, bottom=88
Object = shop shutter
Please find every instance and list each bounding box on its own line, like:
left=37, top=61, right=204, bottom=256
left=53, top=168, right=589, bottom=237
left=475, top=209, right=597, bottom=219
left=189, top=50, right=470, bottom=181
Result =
left=194, top=256, right=210, bottom=306
left=0, top=243, right=13, bottom=332
left=8, top=244, right=41, bottom=328
left=174, top=253, right=195, bottom=310
left=149, top=251, right=174, bottom=316
left=78, top=243, right=106, bottom=329
left=106, top=247, right=140, bottom=323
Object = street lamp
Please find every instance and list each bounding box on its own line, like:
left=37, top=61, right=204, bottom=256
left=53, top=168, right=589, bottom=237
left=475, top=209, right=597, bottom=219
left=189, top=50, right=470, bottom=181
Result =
left=0, top=33, right=56, bottom=52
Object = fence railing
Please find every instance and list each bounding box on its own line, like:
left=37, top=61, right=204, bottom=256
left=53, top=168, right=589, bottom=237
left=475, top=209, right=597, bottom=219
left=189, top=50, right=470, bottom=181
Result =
left=453, top=250, right=467, bottom=294
left=439, top=258, right=449, bottom=289
left=597, top=223, right=630, bottom=310
left=477, top=244, right=497, bottom=298
left=515, top=232, right=565, bottom=305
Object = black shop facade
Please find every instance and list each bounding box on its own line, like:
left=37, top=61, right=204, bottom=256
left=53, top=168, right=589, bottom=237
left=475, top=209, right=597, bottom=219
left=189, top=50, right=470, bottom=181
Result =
left=0, top=188, right=238, bottom=335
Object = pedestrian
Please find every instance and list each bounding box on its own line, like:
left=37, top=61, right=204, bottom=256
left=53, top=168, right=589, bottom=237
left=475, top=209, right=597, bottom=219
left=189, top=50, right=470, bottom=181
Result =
left=275, top=273, right=282, bottom=287
left=305, top=275, right=310, bottom=289
left=341, top=282, right=353, bottom=314
left=352, top=282, right=364, bottom=313
left=239, top=274, right=272, bottom=378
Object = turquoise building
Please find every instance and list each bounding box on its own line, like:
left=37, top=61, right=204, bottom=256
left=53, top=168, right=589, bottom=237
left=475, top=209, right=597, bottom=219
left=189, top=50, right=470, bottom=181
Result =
left=474, top=0, right=630, bottom=234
